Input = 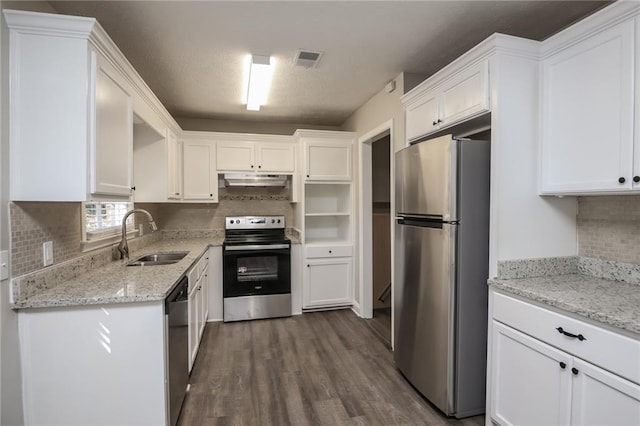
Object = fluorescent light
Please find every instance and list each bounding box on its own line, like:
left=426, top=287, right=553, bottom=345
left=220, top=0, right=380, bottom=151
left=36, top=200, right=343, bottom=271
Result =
left=246, top=55, right=273, bottom=111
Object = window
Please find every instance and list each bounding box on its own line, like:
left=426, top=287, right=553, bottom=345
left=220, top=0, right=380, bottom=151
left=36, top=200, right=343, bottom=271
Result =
left=82, top=202, right=133, bottom=243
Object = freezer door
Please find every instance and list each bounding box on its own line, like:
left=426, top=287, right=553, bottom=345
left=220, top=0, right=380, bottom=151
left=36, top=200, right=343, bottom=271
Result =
left=394, top=219, right=456, bottom=415
left=395, top=134, right=457, bottom=221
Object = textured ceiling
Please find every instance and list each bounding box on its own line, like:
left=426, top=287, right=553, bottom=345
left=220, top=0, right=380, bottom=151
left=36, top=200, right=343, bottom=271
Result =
left=49, top=1, right=610, bottom=126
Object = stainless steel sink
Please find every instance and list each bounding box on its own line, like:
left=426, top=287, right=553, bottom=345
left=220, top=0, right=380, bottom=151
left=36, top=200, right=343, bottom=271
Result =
left=127, top=251, right=189, bottom=266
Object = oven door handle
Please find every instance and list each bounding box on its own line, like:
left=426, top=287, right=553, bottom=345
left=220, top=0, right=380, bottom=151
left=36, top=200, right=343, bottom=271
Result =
left=225, top=244, right=290, bottom=251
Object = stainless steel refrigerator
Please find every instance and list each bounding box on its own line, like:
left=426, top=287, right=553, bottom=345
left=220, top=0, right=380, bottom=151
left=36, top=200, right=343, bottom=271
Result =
left=394, top=134, right=490, bottom=418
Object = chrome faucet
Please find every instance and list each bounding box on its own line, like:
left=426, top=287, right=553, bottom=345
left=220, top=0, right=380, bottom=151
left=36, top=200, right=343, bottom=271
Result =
left=117, top=208, right=158, bottom=260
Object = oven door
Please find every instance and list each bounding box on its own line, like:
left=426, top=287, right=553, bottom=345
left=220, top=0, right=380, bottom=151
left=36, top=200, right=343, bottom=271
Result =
left=223, top=244, right=291, bottom=297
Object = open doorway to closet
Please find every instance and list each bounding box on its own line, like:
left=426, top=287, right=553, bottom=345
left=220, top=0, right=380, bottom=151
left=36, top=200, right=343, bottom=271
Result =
left=369, top=134, right=392, bottom=345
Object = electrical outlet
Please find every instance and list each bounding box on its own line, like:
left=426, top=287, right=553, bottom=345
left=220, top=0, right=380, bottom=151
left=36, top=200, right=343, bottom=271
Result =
left=0, top=250, right=8, bottom=280
left=43, top=241, right=53, bottom=267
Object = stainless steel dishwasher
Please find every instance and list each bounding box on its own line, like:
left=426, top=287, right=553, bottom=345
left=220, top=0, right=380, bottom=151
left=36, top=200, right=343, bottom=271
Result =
left=166, top=276, right=189, bottom=426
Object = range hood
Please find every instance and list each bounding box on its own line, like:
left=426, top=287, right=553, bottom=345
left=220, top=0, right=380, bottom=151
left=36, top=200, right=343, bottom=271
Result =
left=223, top=173, right=288, bottom=188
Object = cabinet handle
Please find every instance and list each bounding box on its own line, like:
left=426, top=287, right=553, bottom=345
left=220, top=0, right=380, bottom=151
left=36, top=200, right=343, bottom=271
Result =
left=559, top=362, right=566, bottom=369
left=131, top=186, right=136, bottom=191
left=329, top=250, right=332, bottom=254
left=619, top=177, right=626, bottom=184
left=258, top=165, right=262, bottom=169
left=556, top=327, right=586, bottom=341
left=210, top=194, right=213, bottom=197
left=251, top=165, right=254, bottom=168
left=437, top=119, right=443, bottom=124
left=571, top=367, right=579, bottom=376
left=634, top=176, right=640, bottom=183
left=432, top=120, right=438, bottom=126
left=307, top=264, right=309, bottom=268
left=307, top=174, right=310, bottom=178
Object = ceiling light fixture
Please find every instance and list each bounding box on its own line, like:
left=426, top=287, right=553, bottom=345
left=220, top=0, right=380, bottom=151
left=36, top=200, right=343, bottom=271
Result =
left=246, top=54, right=273, bottom=111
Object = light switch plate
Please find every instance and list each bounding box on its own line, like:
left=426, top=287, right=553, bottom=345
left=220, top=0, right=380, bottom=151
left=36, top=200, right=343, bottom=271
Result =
left=43, top=241, right=53, bottom=267
left=0, top=250, right=8, bottom=280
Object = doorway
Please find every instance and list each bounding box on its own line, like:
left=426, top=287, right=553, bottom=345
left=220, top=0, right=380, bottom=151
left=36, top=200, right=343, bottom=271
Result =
left=370, top=134, right=392, bottom=345
left=358, top=120, right=393, bottom=348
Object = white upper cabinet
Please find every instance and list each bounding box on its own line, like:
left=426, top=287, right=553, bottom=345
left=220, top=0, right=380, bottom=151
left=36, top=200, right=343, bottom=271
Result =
left=540, top=19, right=635, bottom=194
left=297, top=130, right=354, bottom=181
left=182, top=138, right=218, bottom=202
left=166, top=131, right=183, bottom=200
left=216, top=139, right=295, bottom=173
left=404, top=59, right=490, bottom=143
left=91, top=51, right=134, bottom=197
left=216, top=141, right=255, bottom=172
left=5, top=10, right=137, bottom=201
left=257, top=143, right=295, bottom=173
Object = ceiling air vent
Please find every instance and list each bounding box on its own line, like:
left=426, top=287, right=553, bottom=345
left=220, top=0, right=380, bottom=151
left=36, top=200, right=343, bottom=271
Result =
left=294, top=50, right=323, bottom=69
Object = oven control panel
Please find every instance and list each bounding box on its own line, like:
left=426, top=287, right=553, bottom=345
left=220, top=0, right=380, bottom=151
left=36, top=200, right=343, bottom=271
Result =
left=225, top=216, right=285, bottom=229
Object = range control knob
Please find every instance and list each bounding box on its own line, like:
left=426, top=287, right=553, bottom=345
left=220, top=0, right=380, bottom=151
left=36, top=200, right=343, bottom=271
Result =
left=271, top=219, right=276, bottom=223
left=277, top=219, right=281, bottom=223
left=235, top=219, right=240, bottom=224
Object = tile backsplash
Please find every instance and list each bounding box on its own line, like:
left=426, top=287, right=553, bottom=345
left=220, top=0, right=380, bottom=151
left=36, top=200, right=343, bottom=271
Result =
left=10, top=188, right=295, bottom=278
left=137, top=187, right=294, bottom=230
left=10, top=202, right=83, bottom=277
left=578, top=196, right=640, bottom=264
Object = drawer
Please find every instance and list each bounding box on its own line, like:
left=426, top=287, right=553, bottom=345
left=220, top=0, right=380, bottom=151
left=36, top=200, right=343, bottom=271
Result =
left=198, top=255, right=209, bottom=278
left=306, top=245, right=352, bottom=259
left=187, top=265, right=199, bottom=288
left=492, top=290, right=640, bottom=384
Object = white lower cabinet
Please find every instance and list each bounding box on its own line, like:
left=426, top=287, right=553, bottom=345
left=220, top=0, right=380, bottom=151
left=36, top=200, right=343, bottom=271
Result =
left=491, top=321, right=572, bottom=425
left=303, top=246, right=352, bottom=309
left=488, top=289, right=640, bottom=426
left=19, top=303, right=167, bottom=426
left=188, top=253, right=209, bottom=372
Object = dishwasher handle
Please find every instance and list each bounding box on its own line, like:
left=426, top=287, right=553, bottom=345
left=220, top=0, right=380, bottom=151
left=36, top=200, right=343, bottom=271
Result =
left=165, top=276, right=189, bottom=310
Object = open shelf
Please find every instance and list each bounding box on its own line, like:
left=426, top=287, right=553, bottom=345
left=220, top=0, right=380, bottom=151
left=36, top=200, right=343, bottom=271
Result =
left=304, top=215, right=351, bottom=244
left=305, top=183, right=351, bottom=215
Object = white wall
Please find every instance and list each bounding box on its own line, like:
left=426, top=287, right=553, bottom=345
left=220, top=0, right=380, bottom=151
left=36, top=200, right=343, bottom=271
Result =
left=1, top=3, right=57, bottom=424
left=341, top=72, right=405, bottom=153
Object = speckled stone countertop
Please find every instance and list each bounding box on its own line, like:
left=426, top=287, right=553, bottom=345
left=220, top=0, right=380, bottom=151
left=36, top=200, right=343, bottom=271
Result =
left=489, top=257, right=640, bottom=335
left=13, top=237, right=223, bottom=310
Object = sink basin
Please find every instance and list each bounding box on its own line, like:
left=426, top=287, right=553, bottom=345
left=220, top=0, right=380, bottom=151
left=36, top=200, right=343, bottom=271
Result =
left=127, top=251, right=189, bottom=266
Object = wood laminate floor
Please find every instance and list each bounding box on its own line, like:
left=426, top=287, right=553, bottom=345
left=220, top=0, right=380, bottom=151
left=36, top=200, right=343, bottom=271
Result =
left=366, top=307, right=392, bottom=348
left=178, top=309, right=484, bottom=426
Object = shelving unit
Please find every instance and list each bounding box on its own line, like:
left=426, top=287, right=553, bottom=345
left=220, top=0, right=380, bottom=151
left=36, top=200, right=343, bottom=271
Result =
left=304, top=183, right=352, bottom=245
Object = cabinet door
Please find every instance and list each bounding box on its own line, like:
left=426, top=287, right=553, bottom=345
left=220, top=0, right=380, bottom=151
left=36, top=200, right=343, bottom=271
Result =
left=258, top=143, right=295, bottom=173
left=91, top=51, right=133, bottom=197
left=183, top=140, right=217, bottom=201
left=540, top=20, right=634, bottom=194
left=405, top=91, right=439, bottom=142
left=188, top=285, right=199, bottom=372
left=303, top=257, right=352, bottom=308
left=199, top=264, right=209, bottom=337
left=439, top=59, right=489, bottom=127
left=217, top=141, right=255, bottom=172
left=166, top=131, right=182, bottom=200
left=305, top=142, right=352, bottom=181
left=490, top=321, right=572, bottom=426
left=571, top=358, right=640, bottom=426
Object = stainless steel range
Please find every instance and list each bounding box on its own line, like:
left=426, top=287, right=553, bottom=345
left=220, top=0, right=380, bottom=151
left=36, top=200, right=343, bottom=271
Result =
left=223, top=216, right=291, bottom=322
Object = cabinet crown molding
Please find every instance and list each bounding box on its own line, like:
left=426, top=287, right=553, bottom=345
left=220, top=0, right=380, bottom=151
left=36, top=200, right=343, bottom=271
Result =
left=402, top=33, right=539, bottom=106
left=3, top=9, right=96, bottom=38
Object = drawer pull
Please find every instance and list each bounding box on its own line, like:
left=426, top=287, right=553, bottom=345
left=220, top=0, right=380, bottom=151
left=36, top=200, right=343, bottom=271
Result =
left=572, top=367, right=579, bottom=375
left=559, top=362, right=566, bottom=369
left=556, top=327, right=586, bottom=341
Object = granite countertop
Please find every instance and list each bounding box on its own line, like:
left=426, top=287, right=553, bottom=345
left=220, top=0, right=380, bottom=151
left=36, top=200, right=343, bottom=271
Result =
left=489, top=272, right=640, bottom=335
left=14, top=237, right=224, bottom=310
